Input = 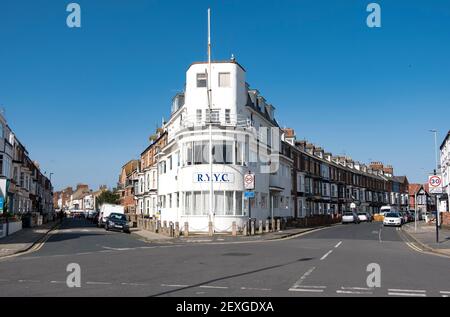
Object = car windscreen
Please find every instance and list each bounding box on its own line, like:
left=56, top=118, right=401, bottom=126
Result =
left=109, top=214, right=127, bottom=221
left=385, top=213, right=399, bottom=218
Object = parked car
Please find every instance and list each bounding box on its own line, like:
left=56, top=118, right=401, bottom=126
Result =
left=98, top=204, right=125, bottom=228
left=105, top=213, right=131, bottom=234
left=342, top=212, right=360, bottom=224
left=357, top=212, right=370, bottom=222
left=383, top=212, right=403, bottom=227
left=93, top=212, right=99, bottom=225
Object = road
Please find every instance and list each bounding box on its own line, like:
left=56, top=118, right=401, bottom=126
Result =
left=0, top=218, right=449, bottom=297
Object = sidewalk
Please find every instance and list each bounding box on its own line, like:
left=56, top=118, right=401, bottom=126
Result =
left=403, top=222, right=450, bottom=256
left=131, top=226, right=332, bottom=244
left=0, top=220, right=61, bottom=258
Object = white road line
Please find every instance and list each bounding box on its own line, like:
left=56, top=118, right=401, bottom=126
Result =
left=18, top=280, right=40, bottom=283
left=121, top=283, right=147, bottom=286
left=85, top=281, right=111, bottom=285
left=320, top=250, right=333, bottom=261
left=388, top=292, right=426, bottom=297
left=291, top=267, right=316, bottom=289
left=337, top=290, right=373, bottom=295
left=241, top=287, right=272, bottom=291
left=299, top=285, right=327, bottom=289
left=161, top=284, right=189, bottom=288
left=199, top=285, right=229, bottom=289
left=50, top=281, right=66, bottom=284
left=388, top=289, right=426, bottom=293
left=341, top=287, right=373, bottom=291
left=289, top=288, right=324, bottom=293
left=440, top=291, right=450, bottom=294
left=379, top=228, right=383, bottom=243
left=334, top=241, right=343, bottom=248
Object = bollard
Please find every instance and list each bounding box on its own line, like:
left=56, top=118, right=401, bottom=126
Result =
left=250, top=219, right=255, bottom=236
left=271, top=219, right=275, bottom=233
left=243, top=223, right=248, bottom=236
left=265, top=220, right=270, bottom=233
left=208, top=222, right=214, bottom=237
left=184, top=222, right=189, bottom=237
left=169, top=222, right=174, bottom=237
left=175, top=222, right=180, bottom=238
left=276, top=219, right=281, bottom=232
left=156, top=220, right=161, bottom=233
left=163, top=221, right=167, bottom=235
left=232, top=222, right=237, bottom=237
left=258, top=220, right=263, bottom=235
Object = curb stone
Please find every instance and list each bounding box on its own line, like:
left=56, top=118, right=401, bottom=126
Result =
left=0, top=220, right=62, bottom=259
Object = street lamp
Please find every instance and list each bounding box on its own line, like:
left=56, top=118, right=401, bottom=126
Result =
left=429, top=129, right=440, bottom=243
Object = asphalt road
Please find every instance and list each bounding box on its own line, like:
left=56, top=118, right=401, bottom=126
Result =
left=0, top=218, right=449, bottom=297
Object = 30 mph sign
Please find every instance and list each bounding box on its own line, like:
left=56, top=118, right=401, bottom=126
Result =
left=244, top=172, right=255, bottom=190
left=428, top=175, right=443, bottom=194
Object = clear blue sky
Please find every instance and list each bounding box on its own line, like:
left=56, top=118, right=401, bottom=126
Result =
left=1, top=0, right=449, bottom=191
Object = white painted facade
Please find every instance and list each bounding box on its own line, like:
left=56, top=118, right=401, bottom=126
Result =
left=155, top=60, right=293, bottom=232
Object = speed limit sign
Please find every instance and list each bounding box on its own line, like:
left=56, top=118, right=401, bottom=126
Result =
left=428, top=175, right=443, bottom=194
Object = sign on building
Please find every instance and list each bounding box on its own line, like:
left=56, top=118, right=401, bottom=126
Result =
left=428, top=175, right=443, bottom=194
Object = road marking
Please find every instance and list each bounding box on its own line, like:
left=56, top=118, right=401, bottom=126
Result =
left=199, top=285, right=229, bottom=289
left=334, top=241, right=343, bottom=248
left=18, top=280, right=40, bottom=283
left=337, top=290, right=373, bottom=295
left=320, top=250, right=333, bottom=261
left=291, top=266, right=316, bottom=289
left=388, top=292, right=426, bottom=297
left=161, top=284, right=189, bottom=288
left=289, top=288, right=324, bottom=293
left=121, top=282, right=148, bottom=286
left=50, top=281, right=66, bottom=284
left=388, top=289, right=426, bottom=293
left=241, top=287, right=272, bottom=291
left=440, top=291, right=450, bottom=294
left=85, top=281, right=111, bottom=285
left=379, top=228, right=383, bottom=243
left=341, top=287, right=373, bottom=291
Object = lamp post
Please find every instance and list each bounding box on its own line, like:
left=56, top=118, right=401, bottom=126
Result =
left=429, top=129, right=440, bottom=243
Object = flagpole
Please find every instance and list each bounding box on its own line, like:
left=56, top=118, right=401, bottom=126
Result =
left=207, top=8, right=214, bottom=229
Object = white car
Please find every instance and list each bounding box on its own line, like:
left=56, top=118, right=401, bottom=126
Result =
left=357, top=212, right=370, bottom=222
left=342, top=212, right=360, bottom=224
left=383, top=212, right=403, bottom=227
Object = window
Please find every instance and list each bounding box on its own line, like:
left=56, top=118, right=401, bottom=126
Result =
left=219, top=72, right=230, bottom=87
left=225, top=191, right=233, bottom=215
left=168, top=194, right=172, bottom=208
left=225, top=109, right=231, bottom=124
left=208, top=109, right=220, bottom=123
left=176, top=193, right=180, bottom=208
left=185, top=142, right=193, bottom=166
left=235, top=192, right=243, bottom=215
left=196, top=109, right=202, bottom=125
left=194, top=141, right=209, bottom=165
left=214, top=191, right=225, bottom=215
left=197, top=73, right=207, bottom=87
left=213, top=141, right=233, bottom=164
left=193, top=191, right=202, bottom=215
left=0, top=155, right=3, bottom=176
left=235, top=142, right=243, bottom=165
left=169, top=156, right=172, bottom=170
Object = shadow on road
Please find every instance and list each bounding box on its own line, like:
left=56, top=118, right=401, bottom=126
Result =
left=149, top=257, right=315, bottom=297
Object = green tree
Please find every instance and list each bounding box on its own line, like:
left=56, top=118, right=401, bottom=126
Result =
left=95, top=190, right=120, bottom=210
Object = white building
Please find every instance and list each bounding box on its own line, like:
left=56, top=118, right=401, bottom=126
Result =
left=155, top=59, right=293, bottom=232
left=440, top=131, right=450, bottom=212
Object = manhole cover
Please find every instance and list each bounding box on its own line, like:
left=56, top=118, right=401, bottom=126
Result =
left=222, top=253, right=252, bottom=257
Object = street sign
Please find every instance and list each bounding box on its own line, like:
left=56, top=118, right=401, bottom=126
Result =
left=0, top=197, right=4, bottom=213
left=244, top=172, right=255, bottom=190
left=244, top=191, right=255, bottom=199
left=350, top=203, right=356, bottom=209
left=429, top=175, right=443, bottom=194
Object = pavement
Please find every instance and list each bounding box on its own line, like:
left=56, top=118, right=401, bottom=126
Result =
left=402, top=221, right=450, bottom=256
left=0, top=218, right=449, bottom=297
left=0, top=220, right=62, bottom=258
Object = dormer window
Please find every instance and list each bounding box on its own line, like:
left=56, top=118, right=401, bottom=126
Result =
left=197, top=73, right=207, bottom=88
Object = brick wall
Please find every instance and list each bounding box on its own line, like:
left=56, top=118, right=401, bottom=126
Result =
left=442, top=212, right=450, bottom=228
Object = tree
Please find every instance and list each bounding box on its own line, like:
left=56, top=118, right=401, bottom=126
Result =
left=95, top=190, right=120, bottom=210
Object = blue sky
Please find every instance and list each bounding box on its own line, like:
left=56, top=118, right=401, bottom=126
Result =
left=1, top=0, right=449, bottom=191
